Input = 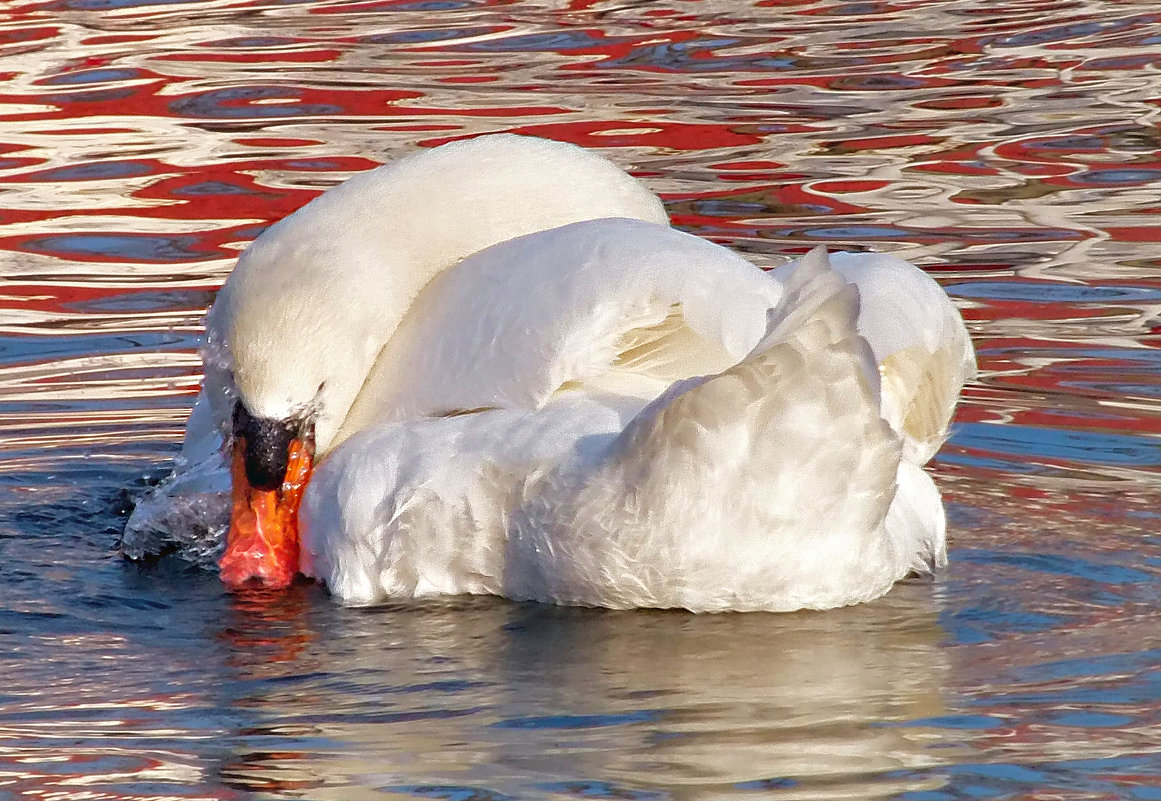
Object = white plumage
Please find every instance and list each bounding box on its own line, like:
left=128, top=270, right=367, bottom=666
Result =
left=135, top=133, right=975, bottom=612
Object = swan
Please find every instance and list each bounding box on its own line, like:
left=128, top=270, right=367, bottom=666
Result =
left=134, top=133, right=975, bottom=612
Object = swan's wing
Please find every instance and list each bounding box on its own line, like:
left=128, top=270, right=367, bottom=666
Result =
left=336, top=218, right=784, bottom=444
left=299, top=398, right=622, bottom=606
left=792, top=252, right=976, bottom=465
left=507, top=248, right=918, bottom=613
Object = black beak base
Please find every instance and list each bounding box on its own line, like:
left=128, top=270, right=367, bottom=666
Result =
left=232, top=403, right=298, bottom=492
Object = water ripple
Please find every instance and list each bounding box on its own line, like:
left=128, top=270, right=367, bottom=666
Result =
left=3, top=0, right=1161, bottom=798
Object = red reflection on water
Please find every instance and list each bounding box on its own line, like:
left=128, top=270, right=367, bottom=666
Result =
left=0, top=0, right=1158, bottom=486
left=218, top=584, right=317, bottom=669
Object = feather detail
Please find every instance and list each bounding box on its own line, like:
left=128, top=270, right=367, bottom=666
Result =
left=506, top=247, right=913, bottom=612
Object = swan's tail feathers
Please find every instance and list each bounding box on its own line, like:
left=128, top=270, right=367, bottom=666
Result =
left=511, top=246, right=911, bottom=612
left=750, top=246, right=882, bottom=401
left=614, top=244, right=895, bottom=495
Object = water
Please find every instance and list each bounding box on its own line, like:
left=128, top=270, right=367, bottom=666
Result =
left=3, top=0, right=1161, bottom=797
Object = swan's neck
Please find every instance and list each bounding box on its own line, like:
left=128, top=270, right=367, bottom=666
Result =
left=212, top=135, right=667, bottom=454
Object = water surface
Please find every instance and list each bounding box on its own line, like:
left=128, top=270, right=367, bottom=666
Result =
left=3, top=0, right=1161, bottom=798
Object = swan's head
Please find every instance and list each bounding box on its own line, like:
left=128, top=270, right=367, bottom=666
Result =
left=210, top=231, right=367, bottom=589
left=213, top=133, right=668, bottom=588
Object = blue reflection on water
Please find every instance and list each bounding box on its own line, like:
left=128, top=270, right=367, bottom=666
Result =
left=20, top=233, right=215, bottom=263
left=492, top=710, right=660, bottom=730
left=0, top=331, right=193, bottom=364
left=169, top=87, right=342, bottom=119
left=23, top=161, right=155, bottom=181
left=42, top=68, right=143, bottom=86
left=942, top=604, right=1068, bottom=644
left=948, top=281, right=1161, bottom=303
left=951, top=423, right=1161, bottom=467
left=1075, top=168, right=1161, bottom=185
left=957, top=550, right=1152, bottom=585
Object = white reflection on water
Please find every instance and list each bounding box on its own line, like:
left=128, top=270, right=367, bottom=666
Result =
left=210, top=588, right=952, bottom=800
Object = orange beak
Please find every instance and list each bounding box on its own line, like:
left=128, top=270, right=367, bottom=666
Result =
left=219, top=436, right=313, bottom=589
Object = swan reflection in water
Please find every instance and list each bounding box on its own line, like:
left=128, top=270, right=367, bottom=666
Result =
left=217, top=583, right=954, bottom=799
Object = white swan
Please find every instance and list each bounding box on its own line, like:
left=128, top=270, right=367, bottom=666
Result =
left=152, top=133, right=975, bottom=612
